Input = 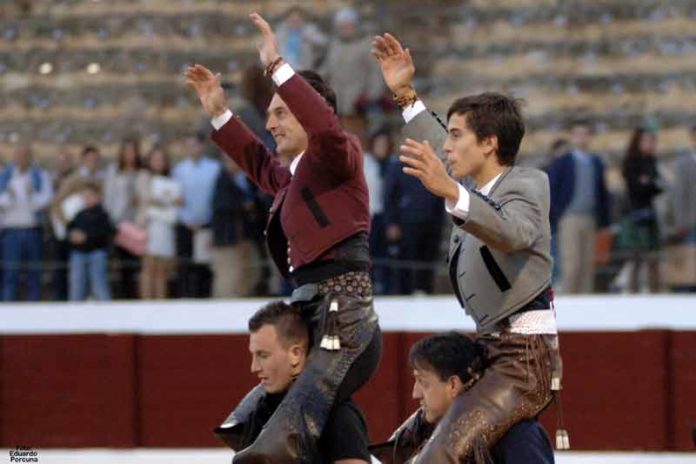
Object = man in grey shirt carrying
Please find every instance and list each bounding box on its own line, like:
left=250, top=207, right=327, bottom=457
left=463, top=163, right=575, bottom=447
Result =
left=372, top=34, right=565, bottom=463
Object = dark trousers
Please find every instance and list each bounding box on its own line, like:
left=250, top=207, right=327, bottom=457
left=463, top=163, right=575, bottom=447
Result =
left=369, top=213, right=389, bottom=295
left=113, top=245, right=140, bottom=300
left=48, top=237, right=69, bottom=301
left=175, top=224, right=212, bottom=298
left=396, top=221, right=442, bottom=294
left=2, top=227, right=43, bottom=301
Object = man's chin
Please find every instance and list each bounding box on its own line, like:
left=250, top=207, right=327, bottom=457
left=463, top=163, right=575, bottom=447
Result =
left=423, top=410, right=439, bottom=425
left=262, top=384, right=276, bottom=394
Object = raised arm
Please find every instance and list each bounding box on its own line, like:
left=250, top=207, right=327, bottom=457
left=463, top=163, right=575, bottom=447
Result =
left=185, top=63, right=290, bottom=195
left=249, top=13, right=358, bottom=177
left=372, top=33, right=448, bottom=163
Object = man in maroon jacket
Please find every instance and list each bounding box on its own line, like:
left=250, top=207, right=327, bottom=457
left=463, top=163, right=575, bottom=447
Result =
left=186, top=13, right=381, bottom=464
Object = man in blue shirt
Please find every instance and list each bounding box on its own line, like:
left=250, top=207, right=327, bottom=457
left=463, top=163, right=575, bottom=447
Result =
left=0, top=143, right=53, bottom=301
left=172, top=132, right=221, bottom=298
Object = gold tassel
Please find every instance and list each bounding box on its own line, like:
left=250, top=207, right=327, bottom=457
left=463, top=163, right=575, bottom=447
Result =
left=555, top=429, right=570, bottom=450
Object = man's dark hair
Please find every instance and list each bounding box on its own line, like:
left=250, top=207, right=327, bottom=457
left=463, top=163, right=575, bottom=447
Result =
left=298, top=70, right=338, bottom=114
left=81, top=145, right=99, bottom=158
left=447, top=92, right=525, bottom=166
left=283, top=5, right=306, bottom=18
left=569, top=117, right=595, bottom=133
left=248, top=301, right=308, bottom=348
left=551, top=138, right=569, bottom=152
left=409, top=332, right=487, bottom=384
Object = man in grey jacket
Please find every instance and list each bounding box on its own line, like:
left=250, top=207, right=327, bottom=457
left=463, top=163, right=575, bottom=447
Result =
left=372, top=34, right=565, bottom=463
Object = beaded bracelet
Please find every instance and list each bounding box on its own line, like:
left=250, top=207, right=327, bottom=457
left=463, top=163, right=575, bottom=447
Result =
left=393, top=86, right=418, bottom=108
left=265, top=56, right=284, bottom=77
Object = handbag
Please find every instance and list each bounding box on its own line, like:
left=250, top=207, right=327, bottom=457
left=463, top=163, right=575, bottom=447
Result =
left=114, top=221, right=148, bottom=256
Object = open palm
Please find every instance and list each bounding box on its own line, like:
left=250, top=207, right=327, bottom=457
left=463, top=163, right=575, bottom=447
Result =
left=249, top=12, right=280, bottom=68
left=372, top=33, right=415, bottom=93
left=185, top=64, right=227, bottom=118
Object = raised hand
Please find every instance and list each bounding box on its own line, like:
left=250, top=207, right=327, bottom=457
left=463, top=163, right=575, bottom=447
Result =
left=185, top=64, right=228, bottom=118
left=249, top=12, right=281, bottom=68
left=400, top=138, right=459, bottom=203
left=371, top=33, right=415, bottom=95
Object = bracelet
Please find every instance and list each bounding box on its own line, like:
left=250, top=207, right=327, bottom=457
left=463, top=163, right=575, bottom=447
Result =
left=393, top=86, right=418, bottom=108
left=265, top=56, right=284, bottom=77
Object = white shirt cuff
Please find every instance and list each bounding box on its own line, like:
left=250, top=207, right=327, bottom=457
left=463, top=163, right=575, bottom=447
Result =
left=272, top=63, right=295, bottom=87
left=402, top=100, right=426, bottom=123
left=211, top=109, right=233, bottom=131
left=444, top=183, right=470, bottom=221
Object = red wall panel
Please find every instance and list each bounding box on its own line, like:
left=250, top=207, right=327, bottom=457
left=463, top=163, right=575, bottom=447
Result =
left=668, top=331, right=696, bottom=450
left=0, top=335, right=136, bottom=447
left=1, top=330, right=693, bottom=451
left=549, top=331, right=670, bottom=451
left=137, top=335, right=256, bottom=447
left=354, top=333, right=402, bottom=442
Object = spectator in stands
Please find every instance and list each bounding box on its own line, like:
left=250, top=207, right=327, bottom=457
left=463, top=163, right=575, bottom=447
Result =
left=210, top=157, right=256, bottom=298
left=52, top=146, right=104, bottom=230
left=67, top=181, right=114, bottom=301
left=0, top=142, right=53, bottom=301
left=48, top=150, right=75, bottom=301
left=232, top=65, right=276, bottom=295
left=363, top=127, right=394, bottom=295
left=104, top=135, right=146, bottom=299
left=621, top=124, right=663, bottom=293
left=172, top=132, right=220, bottom=298
left=51, top=151, right=75, bottom=192
left=236, top=64, right=276, bottom=151
left=384, top=142, right=444, bottom=295
left=321, top=7, right=385, bottom=136
left=275, top=6, right=327, bottom=70
left=547, top=119, right=611, bottom=294
left=665, top=124, right=696, bottom=292
left=544, top=138, right=570, bottom=170
left=136, top=146, right=181, bottom=300
left=544, top=138, right=570, bottom=286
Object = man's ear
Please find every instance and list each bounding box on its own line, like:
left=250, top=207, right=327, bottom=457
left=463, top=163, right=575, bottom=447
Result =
left=447, top=375, right=465, bottom=398
left=482, top=134, right=499, bottom=158
left=289, top=343, right=307, bottom=372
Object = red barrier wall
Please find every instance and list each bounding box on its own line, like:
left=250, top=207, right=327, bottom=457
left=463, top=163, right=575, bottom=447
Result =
left=2, top=331, right=695, bottom=450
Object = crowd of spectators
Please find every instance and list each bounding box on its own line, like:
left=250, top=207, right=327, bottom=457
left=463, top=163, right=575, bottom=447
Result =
left=2, top=121, right=696, bottom=301
left=1, top=6, right=695, bottom=301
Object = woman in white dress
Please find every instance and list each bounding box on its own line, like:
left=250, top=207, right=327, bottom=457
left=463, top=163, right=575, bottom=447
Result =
left=136, top=146, right=181, bottom=299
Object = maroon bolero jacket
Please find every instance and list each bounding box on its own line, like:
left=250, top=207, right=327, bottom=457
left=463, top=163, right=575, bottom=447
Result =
left=211, top=71, right=370, bottom=277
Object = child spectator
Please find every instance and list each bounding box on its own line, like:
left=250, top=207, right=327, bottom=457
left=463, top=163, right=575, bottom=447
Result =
left=67, top=182, right=114, bottom=301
